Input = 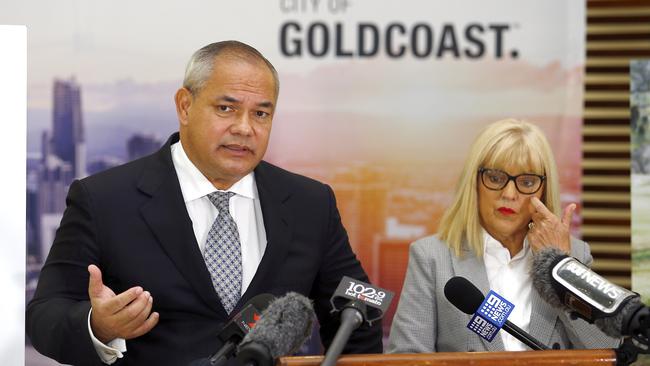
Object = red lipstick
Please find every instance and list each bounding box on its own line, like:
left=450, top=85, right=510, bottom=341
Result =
left=497, top=207, right=516, bottom=215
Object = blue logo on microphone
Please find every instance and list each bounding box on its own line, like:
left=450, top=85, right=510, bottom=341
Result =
left=466, top=291, right=514, bottom=341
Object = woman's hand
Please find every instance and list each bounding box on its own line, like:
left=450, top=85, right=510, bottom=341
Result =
left=527, top=197, right=575, bottom=254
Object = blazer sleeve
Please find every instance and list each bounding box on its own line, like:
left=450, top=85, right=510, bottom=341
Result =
left=557, top=239, right=622, bottom=349
left=26, top=180, right=105, bottom=365
left=387, top=239, right=438, bottom=353
left=310, top=184, right=383, bottom=354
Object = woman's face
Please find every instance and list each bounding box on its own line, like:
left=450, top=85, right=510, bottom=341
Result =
left=478, top=165, right=545, bottom=244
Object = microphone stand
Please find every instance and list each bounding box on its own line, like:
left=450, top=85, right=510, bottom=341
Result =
left=320, top=301, right=365, bottom=366
left=502, top=321, right=548, bottom=350
left=209, top=341, right=236, bottom=366
left=615, top=305, right=650, bottom=366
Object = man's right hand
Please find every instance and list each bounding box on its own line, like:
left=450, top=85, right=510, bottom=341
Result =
left=88, top=264, right=160, bottom=344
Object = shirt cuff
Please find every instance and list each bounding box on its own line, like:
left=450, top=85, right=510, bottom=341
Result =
left=87, top=308, right=127, bottom=364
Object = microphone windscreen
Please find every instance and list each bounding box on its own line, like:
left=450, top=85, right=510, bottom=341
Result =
left=444, top=276, right=485, bottom=314
left=248, top=293, right=275, bottom=313
left=239, top=292, right=315, bottom=358
left=531, top=248, right=567, bottom=310
left=594, top=296, right=641, bottom=338
left=217, top=293, right=275, bottom=344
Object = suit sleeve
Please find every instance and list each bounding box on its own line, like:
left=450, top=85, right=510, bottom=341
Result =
left=558, top=239, right=622, bottom=349
left=386, top=240, right=438, bottom=353
left=310, top=184, right=383, bottom=354
left=26, top=180, right=105, bottom=365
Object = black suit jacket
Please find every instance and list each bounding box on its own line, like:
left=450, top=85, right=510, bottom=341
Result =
left=27, top=133, right=382, bottom=365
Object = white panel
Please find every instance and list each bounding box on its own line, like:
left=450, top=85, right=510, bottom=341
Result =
left=0, top=25, right=26, bottom=366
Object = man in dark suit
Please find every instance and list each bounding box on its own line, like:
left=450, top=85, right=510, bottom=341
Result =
left=26, top=41, right=382, bottom=365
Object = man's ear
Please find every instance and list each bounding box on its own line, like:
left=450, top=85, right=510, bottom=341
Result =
left=175, top=87, right=193, bottom=126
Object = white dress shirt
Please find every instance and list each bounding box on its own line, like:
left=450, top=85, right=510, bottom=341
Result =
left=91, top=141, right=267, bottom=364
left=482, top=230, right=533, bottom=351
left=171, top=141, right=267, bottom=292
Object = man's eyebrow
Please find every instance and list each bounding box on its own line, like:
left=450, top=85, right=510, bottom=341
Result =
left=258, top=101, right=274, bottom=109
left=217, top=95, right=240, bottom=103
left=216, top=95, right=273, bottom=109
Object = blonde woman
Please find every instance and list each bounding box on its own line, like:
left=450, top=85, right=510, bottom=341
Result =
left=388, top=119, right=619, bottom=352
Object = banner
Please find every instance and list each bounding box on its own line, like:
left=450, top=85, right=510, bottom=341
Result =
left=1, top=1, right=584, bottom=362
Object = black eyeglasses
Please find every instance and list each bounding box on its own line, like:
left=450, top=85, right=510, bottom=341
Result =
left=478, top=168, right=546, bottom=194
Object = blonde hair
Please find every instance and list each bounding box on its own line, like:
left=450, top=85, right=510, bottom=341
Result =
left=438, top=119, right=561, bottom=257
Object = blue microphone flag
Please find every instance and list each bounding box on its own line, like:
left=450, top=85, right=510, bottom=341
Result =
left=466, top=290, right=514, bottom=341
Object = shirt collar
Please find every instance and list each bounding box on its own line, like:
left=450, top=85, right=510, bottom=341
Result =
left=171, top=141, right=257, bottom=202
left=482, top=228, right=530, bottom=262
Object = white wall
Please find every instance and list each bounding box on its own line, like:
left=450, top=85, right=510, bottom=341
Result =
left=0, top=25, right=26, bottom=366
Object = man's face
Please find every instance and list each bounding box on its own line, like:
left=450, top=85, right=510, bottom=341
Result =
left=176, top=56, right=277, bottom=189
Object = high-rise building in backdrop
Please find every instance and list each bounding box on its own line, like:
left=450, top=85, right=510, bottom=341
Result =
left=127, top=133, right=162, bottom=161
left=51, top=78, right=85, bottom=178
left=33, top=78, right=86, bottom=262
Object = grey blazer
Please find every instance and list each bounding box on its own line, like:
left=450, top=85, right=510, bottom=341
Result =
left=387, top=235, right=620, bottom=353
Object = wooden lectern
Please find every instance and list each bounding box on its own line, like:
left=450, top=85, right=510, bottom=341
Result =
left=278, top=350, right=617, bottom=366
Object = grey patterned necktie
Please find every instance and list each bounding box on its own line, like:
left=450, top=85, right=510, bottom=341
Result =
left=203, top=191, right=242, bottom=314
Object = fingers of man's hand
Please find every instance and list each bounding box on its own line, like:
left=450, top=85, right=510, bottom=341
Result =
left=128, top=293, right=154, bottom=327
left=86, top=265, right=158, bottom=340
left=117, top=292, right=156, bottom=336
left=102, top=286, right=144, bottom=314
left=87, top=264, right=104, bottom=298
left=125, top=307, right=160, bottom=339
left=91, top=288, right=156, bottom=342
left=119, top=291, right=151, bottom=323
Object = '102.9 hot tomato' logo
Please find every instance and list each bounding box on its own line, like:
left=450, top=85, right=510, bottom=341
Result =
left=344, top=280, right=386, bottom=306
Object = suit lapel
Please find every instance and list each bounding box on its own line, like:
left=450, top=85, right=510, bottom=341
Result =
left=451, top=245, right=505, bottom=352
left=238, top=162, right=293, bottom=307
left=528, top=284, right=558, bottom=347
left=138, top=134, right=227, bottom=317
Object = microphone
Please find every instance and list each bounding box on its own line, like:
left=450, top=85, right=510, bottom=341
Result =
left=207, top=293, right=275, bottom=366
left=320, top=276, right=394, bottom=366
left=532, top=248, right=648, bottom=340
left=444, top=276, right=549, bottom=350
left=236, top=292, right=315, bottom=366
